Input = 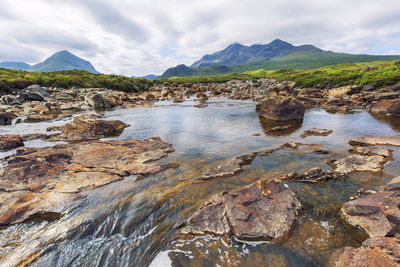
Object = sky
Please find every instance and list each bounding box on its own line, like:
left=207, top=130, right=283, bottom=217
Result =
left=0, top=0, right=400, bottom=76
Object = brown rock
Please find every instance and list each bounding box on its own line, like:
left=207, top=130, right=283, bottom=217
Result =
left=24, top=114, right=56, bottom=122
left=300, top=128, right=333, bottom=138
left=329, top=154, right=390, bottom=174
left=0, top=137, right=174, bottom=225
left=180, top=181, right=301, bottom=241
left=280, top=168, right=345, bottom=183
left=257, top=96, right=305, bottom=122
left=0, top=112, right=16, bottom=125
left=370, top=99, right=400, bottom=116
left=173, top=97, right=185, bottom=103
left=0, top=134, right=24, bottom=151
left=329, top=235, right=400, bottom=267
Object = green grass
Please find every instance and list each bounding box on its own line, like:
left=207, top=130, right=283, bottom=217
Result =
left=0, top=68, right=152, bottom=92
left=161, top=60, right=400, bottom=88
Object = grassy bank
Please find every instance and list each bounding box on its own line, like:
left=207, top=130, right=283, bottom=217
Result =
left=162, top=60, right=400, bottom=88
left=0, top=69, right=153, bottom=92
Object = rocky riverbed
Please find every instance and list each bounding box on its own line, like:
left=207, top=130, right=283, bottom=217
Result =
left=1, top=81, right=400, bottom=266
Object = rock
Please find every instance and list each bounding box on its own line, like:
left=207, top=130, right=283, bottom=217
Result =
left=180, top=180, right=301, bottom=241
left=0, top=134, right=24, bottom=151
left=280, top=168, right=345, bottom=183
left=194, top=103, right=207, bottom=108
left=370, top=99, right=400, bottom=116
left=20, top=134, right=47, bottom=141
left=173, top=97, right=185, bottom=103
left=349, top=135, right=400, bottom=147
left=196, top=92, right=209, bottom=100
left=327, top=86, right=353, bottom=97
left=87, top=94, right=106, bottom=109
left=48, top=117, right=129, bottom=141
left=0, top=137, right=174, bottom=225
left=362, top=84, right=375, bottom=91
left=19, top=85, right=49, bottom=101
left=363, top=65, right=378, bottom=72
left=0, top=95, right=21, bottom=105
left=329, top=235, right=400, bottom=267
left=146, top=93, right=156, bottom=101
left=24, top=114, right=57, bottom=122
left=329, top=154, right=390, bottom=174
left=340, top=191, right=400, bottom=237
left=300, top=128, right=333, bottom=138
left=349, top=146, right=393, bottom=158
left=321, top=99, right=352, bottom=113
left=374, top=92, right=399, bottom=102
left=161, top=88, right=170, bottom=97
left=297, top=88, right=323, bottom=99
left=257, top=96, right=305, bottom=122
left=0, top=112, right=16, bottom=125
left=198, top=153, right=257, bottom=181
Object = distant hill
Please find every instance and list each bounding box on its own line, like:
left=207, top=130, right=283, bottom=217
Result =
left=28, top=50, right=99, bottom=74
left=161, top=39, right=400, bottom=78
left=141, top=74, right=159, bottom=80
left=0, top=61, right=31, bottom=71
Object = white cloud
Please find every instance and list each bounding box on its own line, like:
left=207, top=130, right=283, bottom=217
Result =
left=0, top=0, right=400, bottom=76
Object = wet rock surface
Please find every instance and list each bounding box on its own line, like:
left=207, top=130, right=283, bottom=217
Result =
left=0, top=134, right=24, bottom=151
left=300, top=128, right=333, bottom=138
left=330, top=235, right=400, bottom=267
left=0, top=137, right=174, bottom=225
left=280, top=168, right=345, bottom=183
left=180, top=180, right=301, bottom=241
left=349, top=135, right=400, bottom=147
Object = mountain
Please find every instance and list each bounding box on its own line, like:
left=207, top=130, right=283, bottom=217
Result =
left=28, top=50, right=99, bottom=74
left=161, top=39, right=400, bottom=78
left=0, top=61, right=31, bottom=71
left=141, top=74, right=159, bottom=80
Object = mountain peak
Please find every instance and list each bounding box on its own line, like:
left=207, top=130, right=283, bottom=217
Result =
left=28, top=50, right=99, bottom=74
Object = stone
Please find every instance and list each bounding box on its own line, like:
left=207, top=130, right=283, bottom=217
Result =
left=329, top=154, right=390, bottom=174
left=0, top=134, right=24, bottom=151
left=300, top=128, right=333, bottom=138
left=173, top=97, right=185, bottom=103
left=363, top=65, right=378, bottom=72
left=24, top=114, right=57, bottom=122
left=87, top=94, right=106, bottom=109
left=374, top=92, right=399, bottom=102
left=0, top=112, right=16, bottom=125
left=196, top=92, right=209, bottom=100
left=0, top=137, right=174, bottom=225
left=370, top=99, right=400, bottom=116
left=20, top=134, right=47, bottom=141
left=329, top=235, right=400, bottom=267
left=340, top=191, right=400, bottom=237
left=257, top=96, right=305, bottom=122
left=48, top=117, right=129, bottom=141
left=180, top=181, right=301, bottom=241
left=19, top=85, right=49, bottom=101
left=349, top=146, right=393, bottom=158
left=349, top=135, right=400, bottom=147
left=146, top=93, right=156, bottom=101
left=198, top=153, right=257, bottom=181
left=194, top=103, right=207, bottom=108
left=280, top=168, right=345, bottom=183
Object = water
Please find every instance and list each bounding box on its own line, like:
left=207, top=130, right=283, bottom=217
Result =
left=1, top=97, right=399, bottom=267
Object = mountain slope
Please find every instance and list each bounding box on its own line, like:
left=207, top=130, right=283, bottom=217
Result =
left=162, top=40, right=400, bottom=78
left=28, top=50, right=99, bottom=74
left=0, top=62, right=31, bottom=71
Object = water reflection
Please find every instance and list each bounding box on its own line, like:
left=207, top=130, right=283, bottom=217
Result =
left=259, top=116, right=303, bottom=136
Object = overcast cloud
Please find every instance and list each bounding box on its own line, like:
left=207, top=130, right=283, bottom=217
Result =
left=0, top=0, right=400, bottom=76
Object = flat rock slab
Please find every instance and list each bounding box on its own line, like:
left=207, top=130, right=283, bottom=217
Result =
left=349, top=135, right=400, bottom=147
left=181, top=181, right=301, bottom=241
left=0, top=137, right=174, bottom=225
left=330, top=235, right=400, bottom=267
left=300, top=128, right=333, bottom=138
left=0, top=134, right=24, bottom=151
left=340, top=191, right=400, bottom=237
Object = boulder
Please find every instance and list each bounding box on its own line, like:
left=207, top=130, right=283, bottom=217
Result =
left=87, top=94, right=106, bottom=109
left=257, top=96, right=305, bottom=122
left=329, top=235, right=400, bottom=267
left=19, top=85, right=49, bottom=101
left=180, top=180, right=301, bottom=241
left=48, top=116, right=129, bottom=141
left=0, top=134, right=24, bottom=151
left=0, top=112, right=16, bottom=125
left=0, top=137, right=174, bottom=225
left=370, top=99, right=400, bottom=116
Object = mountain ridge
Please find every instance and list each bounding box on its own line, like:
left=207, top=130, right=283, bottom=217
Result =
left=0, top=61, right=31, bottom=71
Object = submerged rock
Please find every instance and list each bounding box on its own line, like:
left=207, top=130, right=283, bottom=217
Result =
left=257, top=96, right=305, bottom=122
left=0, top=134, right=24, bottom=151
left=180, top=181, right=301, bottom=241
left=329, top=235, right=400, bottom=267
left=349, top=135, right=400, bottom=147
left=0, top=137, right=174, bottom=225
left=48, top=115, right=130, bottom=141
left=280, top=168, right=345, bottom=183
left=300, top=128, right=333, bottom=138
